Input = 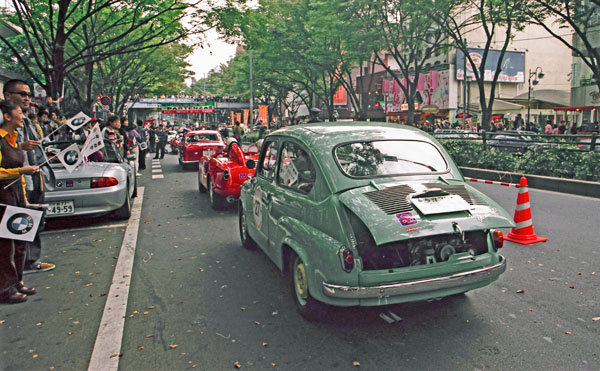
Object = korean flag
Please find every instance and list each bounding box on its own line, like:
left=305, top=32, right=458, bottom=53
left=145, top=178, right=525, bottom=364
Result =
left=66, top=111, right=91, bottom=131
left=58, top=143, right=83, bottom=173
left=0, top=204, right=43, bottom=242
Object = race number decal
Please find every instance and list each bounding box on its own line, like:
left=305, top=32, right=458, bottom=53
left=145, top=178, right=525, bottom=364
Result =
left=253, top=186, right=263, bottom=230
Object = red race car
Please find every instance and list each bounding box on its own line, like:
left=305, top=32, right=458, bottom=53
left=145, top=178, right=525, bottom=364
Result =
left=178, top=130, right=225, bottom=170
left=198, top=140, right=259, bottom=209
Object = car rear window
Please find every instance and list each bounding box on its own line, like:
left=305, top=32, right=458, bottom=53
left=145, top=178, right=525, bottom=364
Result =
left=334, top=140, right=448, bottom=178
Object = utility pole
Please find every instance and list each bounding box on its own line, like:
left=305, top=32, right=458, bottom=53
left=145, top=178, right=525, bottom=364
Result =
left=463, top=39, right=467, bottom=128
left=249, top=50, right=254, bottom=128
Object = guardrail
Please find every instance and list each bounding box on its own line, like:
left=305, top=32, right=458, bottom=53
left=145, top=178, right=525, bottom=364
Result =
left=432, top=130, right=598, bottom=152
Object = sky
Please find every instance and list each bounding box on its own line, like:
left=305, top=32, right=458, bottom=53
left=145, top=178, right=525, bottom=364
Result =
left=186, top=29, right=238, bottom=80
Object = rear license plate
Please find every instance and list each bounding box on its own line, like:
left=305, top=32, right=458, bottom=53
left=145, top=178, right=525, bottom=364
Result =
left=47, top=201, right=75, bottom=215
left=410, top=195, right=470, bottom=215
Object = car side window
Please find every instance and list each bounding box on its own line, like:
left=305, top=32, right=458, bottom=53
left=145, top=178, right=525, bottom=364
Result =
left=277, top=142, right=316, bottom=194
left=258, top=140, right=278, bottom=180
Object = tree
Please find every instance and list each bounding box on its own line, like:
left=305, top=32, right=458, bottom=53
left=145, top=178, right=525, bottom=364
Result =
left=0, top=0, right=189, bottom=104
left=352, top=0, right=452, bottom=124
left=525, top=0, right=600, bottom=100
left=430, top=0, right=529, bottom=130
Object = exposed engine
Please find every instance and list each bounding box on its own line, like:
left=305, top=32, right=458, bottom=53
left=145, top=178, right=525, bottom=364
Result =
left=358, top=231, right=489, bottom=271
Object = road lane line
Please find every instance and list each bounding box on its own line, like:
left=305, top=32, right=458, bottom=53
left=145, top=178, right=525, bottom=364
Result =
left=151, top=169, right=162, bottom=173
left=41, top=223, right=129, bottom=235
left=88, top=187, right=144, bottom=371
left=152, top=174, right=164, bottom=179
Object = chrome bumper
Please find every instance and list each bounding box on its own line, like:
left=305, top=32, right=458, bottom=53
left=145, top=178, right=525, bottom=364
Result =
left=322, top=256, right=506, bottom=299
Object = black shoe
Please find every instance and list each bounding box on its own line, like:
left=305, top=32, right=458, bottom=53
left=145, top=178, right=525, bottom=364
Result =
left=0, top=287, right=27, bottom=304
left=16, top=282, right=36, bottom=296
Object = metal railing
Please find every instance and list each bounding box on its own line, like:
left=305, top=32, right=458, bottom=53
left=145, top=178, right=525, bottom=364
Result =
left=432, top=130, right=598, bottom=152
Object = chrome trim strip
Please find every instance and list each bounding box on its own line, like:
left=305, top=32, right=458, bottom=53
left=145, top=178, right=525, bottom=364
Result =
left=322, top=256, right=506, bottom=299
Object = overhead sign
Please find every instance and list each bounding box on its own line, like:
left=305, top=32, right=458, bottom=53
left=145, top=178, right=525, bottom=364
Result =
left=421, top=104, right=440, bottom=113
left=456, top=48, right=525, bottom=83
left=161, top=107, right=215, bottom=114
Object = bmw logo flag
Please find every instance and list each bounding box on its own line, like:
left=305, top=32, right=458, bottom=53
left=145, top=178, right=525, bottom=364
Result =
left=58, top=143, right=83, bottom=173
left=66, top=111, right=92, bottom=131
left=0, top=204, right=43, bottom=242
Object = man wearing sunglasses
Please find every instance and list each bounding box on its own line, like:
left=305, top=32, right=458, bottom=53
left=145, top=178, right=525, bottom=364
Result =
left=3, top=79, right=56, bottom=274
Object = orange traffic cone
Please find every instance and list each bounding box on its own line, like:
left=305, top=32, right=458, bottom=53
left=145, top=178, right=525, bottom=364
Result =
left=505, top=177, right=548, bottom=245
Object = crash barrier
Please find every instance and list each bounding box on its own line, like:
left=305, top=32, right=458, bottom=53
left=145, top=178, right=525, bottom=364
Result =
left=465, top=177, right=521, bottom=188
left=504, top=177, right=548, bottom=245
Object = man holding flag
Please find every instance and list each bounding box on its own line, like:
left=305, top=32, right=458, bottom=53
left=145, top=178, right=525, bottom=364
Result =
left=3, top=80, right=56, bottom=274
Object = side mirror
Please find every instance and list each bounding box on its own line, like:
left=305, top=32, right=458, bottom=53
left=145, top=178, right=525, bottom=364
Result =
left=246, top=159, right=256, bottom=170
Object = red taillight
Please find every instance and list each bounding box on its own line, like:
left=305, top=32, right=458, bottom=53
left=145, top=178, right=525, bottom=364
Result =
left=339, top=246, right=354, bottom=272
left=492, top=229, right=504, bottom=250
left=91, top=177, right=119, bottom=188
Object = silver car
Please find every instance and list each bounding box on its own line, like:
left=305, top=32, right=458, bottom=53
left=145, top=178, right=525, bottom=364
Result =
left=45, top=140, right=137, bottom=220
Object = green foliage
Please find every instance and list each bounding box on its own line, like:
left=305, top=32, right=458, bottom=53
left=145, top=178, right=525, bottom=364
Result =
left=442, top=140, right=600, bottom=182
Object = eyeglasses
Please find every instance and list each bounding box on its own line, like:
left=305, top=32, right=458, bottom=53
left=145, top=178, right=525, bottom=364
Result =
left=9, top=91, right=32, bottom=98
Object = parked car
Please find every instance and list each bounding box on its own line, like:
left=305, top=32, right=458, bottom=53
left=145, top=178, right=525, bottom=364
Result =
left=487, top=130, right=550, bottom=152
left=433, top=129, right=479, bottom=139
left=238, top=122, right=514, bottom=320
left=576, top=136, right=600, bottom=152
left=45, top=140, right=137, bottom=220
left=198, top=141, right=259, bottom=209
left=169, top=133, right=182, bottom=154
left=178, top=130, right=225, bottom=170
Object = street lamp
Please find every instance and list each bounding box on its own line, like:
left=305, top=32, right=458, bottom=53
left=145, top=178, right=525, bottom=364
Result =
left=527, top=67, right=544, bottom=128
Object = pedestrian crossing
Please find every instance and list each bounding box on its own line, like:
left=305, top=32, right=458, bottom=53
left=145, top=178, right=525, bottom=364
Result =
left=151, top=159, right=164, bottom=179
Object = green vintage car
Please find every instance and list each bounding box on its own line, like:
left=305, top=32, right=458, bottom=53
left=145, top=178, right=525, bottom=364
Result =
left=238, top=122, right=514, bottom=320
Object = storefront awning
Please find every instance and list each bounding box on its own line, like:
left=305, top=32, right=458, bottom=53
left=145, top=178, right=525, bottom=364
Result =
left=500, top=89, right=570, bottom=109
left=553, top=106, right=597, bottom=111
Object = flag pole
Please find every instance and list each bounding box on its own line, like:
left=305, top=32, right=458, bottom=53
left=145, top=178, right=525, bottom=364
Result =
left=2, top=153, right=60, bottom=190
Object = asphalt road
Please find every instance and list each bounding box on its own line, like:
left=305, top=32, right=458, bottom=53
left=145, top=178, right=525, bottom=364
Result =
left=1, top=153, right=598, bottom=371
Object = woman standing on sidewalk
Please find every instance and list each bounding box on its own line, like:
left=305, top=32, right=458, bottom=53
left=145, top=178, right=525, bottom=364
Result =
left=0, top=100, right=38, bottom=304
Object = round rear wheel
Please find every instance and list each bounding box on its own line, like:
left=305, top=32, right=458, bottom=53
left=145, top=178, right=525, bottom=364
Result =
left=289, top=253, right=328, bottom=321
left=208, top=177, right=225, bottom=210
left=238, top=203, right=257, bottom=250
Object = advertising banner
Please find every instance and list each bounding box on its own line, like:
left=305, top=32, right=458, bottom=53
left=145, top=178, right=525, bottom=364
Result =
left=387, top=71, right=450, bottom=113
left=258, top=105, right=268, bottom=124
left=333, top=85, right=347, bottom=105
left=243, top=110, right=249, bottom=125
left=456, top=48, right=525, bottom=83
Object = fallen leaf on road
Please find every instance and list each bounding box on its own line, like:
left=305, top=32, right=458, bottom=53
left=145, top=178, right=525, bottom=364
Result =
left=137, top=346, right=144, bottom=350
left=147, top=306, right=155, bottom=309
left=271, top=363, right=276, bottom=367
left=234, top=361, right=241, bottom=368
left=133, top=311, right=139, bottom=314
left=592, top=317, right=600, bottom=321
left=262, top=342, right=268, bottom=347
left=143, top=311, right=149, bottom=315
left=48, top=274, right=54, bottom=277
left=353, top=361, right=361, bottom=366
left=173, top=246, right=178, bottom=249
left=75, top=271, right=80, bottom=274
left=254, top=321, right=261, bottom=325
left=73, top=321, right=80, bottom=325
left=565, top=331, right=572, bottom=335
left=0, top=320, right=6, bottom=325
left=144, top=334, right=153, bottom=338
left=516, top=289, right=525, bottom=294
left=570, top=286, right=575, bottom=289
left=168, top=345, right=178, bottom=349
left=32, top=354, right=38, bottom=358
left=199, top=268, right=204, bottom=272
left=110, top=353, right=123, bottom=358
left=592, top=272, right=596, bottom=275
left=67, top=332, right=72, bottom=335
left=240, top=307, right=246, bottom=311
left=83, top=283, right=93, bottom=287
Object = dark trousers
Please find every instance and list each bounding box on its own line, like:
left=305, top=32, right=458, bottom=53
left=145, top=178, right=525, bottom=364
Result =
left=154, top=144, right=165, bottom=159
left=0, top=238, right=26, bottom=293
left=25, top=190, right=45, bottom=269
left=138, top=149, right=147, bottom=169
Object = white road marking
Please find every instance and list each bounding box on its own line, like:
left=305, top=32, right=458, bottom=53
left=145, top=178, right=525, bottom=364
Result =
left=151, top=164, right=161, bottom=168
left=88, top=187, right=144, bottom=371
left=41, top=223, right=128, bottom=235
left=152, top=174, right=164, bottom=179
left=151, top=169, right=162, bottom=173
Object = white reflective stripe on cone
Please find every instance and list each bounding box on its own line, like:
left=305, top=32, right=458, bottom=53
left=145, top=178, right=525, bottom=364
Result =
left=515, top=203, right=530, bottom=211
left=515, top=219, right=533, bottom=229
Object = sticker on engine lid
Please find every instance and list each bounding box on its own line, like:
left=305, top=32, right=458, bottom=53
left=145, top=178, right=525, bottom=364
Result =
left=396, top=212, right=417, bottom=226
left=240, top=173, right=247, bottom=180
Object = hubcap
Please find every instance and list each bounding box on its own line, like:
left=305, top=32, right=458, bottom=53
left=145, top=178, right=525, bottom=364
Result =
left=294, top=259, right=308, bottom=305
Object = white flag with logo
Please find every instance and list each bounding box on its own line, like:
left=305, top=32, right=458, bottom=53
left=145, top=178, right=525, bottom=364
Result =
left=58, top=143, right=83, bottom=173
left=0, top=204, right=43, bottom=242
left=66, top=111, right=91, bottom=131
left=81, top=123, right=105, bottom=158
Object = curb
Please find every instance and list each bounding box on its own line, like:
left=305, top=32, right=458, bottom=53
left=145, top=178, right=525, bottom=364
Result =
left=459, top=167, right=600, bottom=199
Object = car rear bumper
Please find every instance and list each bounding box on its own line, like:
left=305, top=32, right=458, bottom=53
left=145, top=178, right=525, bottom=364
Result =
left=322, top=255, right=506, bottom=299
left=44, top=185, right=127, bottom=218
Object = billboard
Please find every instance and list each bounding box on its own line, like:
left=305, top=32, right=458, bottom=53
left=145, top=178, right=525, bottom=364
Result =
left=456, top=48, right=525, bottom=83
